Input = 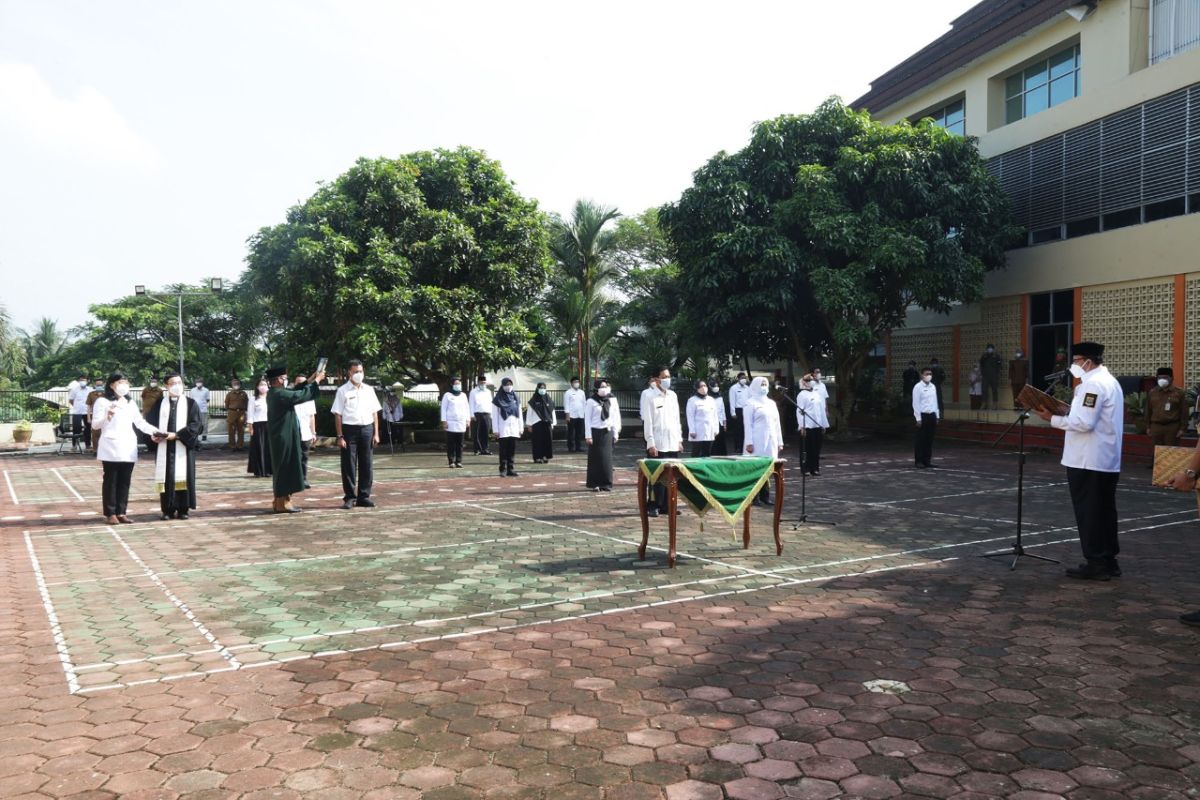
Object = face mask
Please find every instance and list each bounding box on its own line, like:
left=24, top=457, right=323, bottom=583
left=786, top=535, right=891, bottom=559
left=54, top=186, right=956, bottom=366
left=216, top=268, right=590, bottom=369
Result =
left=503, top=386, right=513, bottom=393
left=1015, top=352, right=1023, bottom=358
left=921, top=375, right=932, bottom=383
left=571, top=382, right=579, bottom=389
left=115, top=382, right=130, bottom=396
left=452, top=384, right=462, bottom=393
left=1158, top=378, right=1169, bottom=388
left=986, top=348, right=993, bottom=354
left=812, top=374, right=821, bottom=381
left=1068, top=363, right=1086, bottom=379
left=536, top=388, right=546, bottom=395
left=710, top=387, right=720, bottom=395
left=598, top=386, right=610, bottom=397
left=150, top=381, right=158, bottom=387
left=660, top=378, right=671, bottom=391
left=231, top=384, right=240, bottom=390
left=738, top=378, right=748, bottom=386
left=168, top=383, right=184, bottom=397
left=350, top=372, right=364, bottom=385
left=758, top=385, right=769, bottom=395
left=95, top=384, right=104, bottom=390
left=195, top=381, right=203, bottom=387
left=258, top=384, right=268, bottom=394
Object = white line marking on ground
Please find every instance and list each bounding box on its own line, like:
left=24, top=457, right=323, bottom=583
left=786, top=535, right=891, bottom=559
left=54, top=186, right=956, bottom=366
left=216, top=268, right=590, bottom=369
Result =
left=50, top=468, right=86, bottom=502
left=23, top=532, right=80, bottom=694
left=107, top=526, right=242, bottom=669
left=3, top=470, right=19, bottom=505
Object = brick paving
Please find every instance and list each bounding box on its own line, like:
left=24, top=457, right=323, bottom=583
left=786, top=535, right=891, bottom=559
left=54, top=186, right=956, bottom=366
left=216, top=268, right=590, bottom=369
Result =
left=2, top=438, right=1199, bottom=798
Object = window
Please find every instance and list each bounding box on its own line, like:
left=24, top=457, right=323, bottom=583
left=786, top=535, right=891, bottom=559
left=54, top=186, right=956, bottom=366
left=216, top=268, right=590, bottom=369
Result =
left=1151, top=0, right=1200, bottom=65
left=921, top=99, right=965, bottom=136
left=1005, top=44, right=1080, bottom=124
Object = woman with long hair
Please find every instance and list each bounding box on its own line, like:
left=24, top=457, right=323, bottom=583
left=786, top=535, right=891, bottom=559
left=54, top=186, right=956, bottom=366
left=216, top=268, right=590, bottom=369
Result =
left=246, top=377, right=272, bottom=477
left=91, top=372, right=163, bottom=524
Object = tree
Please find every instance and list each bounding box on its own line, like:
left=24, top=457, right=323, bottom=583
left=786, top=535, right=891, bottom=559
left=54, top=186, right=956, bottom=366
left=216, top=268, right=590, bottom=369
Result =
left=244, top=148, right=552, bottom=390
left=659, top=99, right=1017, bottom=427
left=0, top=305, right=28, bottom=389
left=546, top=200, right=622, bottom=378
left=19, top=318, right=68, bottom=376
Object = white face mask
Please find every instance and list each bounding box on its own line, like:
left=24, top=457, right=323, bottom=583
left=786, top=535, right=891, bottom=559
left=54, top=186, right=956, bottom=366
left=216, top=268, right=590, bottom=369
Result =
left=536, top=388, right=546, bottom=395
left=738, top=378, right=748, bottom=386
left=150, top=381, right=158, bottom=387
left=758, top=385, right=769, bottom=395
left=1068, top=362, right=1087, bottom=379
left=350, top=372, right=364, bottom=385
left=597, top=386, right=610, bottom=397
left=195, top=381, right=203, bottom=387
left=571, top=382, right=579, bottom=389
left=115, top=382, right=130, bottom=396
left=921, top=375, right=932, bottom=383
left=1158, top=378, right=1169, bottom=388
left=503, top=386, right=513, bottom=393
left=168, top=382, right=184, bottom=397
left=812, top=373, right=821, bottom=381
left=257, top=384, right=268, bottom=395
left=231, top=384, right=240, bottom=390
left=660, top=377, right=671, bottom=391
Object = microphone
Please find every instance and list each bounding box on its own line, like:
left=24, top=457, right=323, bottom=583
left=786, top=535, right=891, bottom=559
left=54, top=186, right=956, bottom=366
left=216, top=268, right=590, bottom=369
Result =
left=1043, top=370, right=1068, bottom=383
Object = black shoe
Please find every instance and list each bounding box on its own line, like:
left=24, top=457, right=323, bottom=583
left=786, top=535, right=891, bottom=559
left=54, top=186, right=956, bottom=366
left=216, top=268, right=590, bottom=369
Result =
left=303, top=482, right=312, bottom=489
left=340, top=500, right=355, bottom=510
left=449, top=463, right=457, bottom=468
left=599, top=487, right=611, bottom=492
left=1065, top=562, right=1112, bottom=581
left=647, top=507, right=659, bottom=518
left=915, top=462, right=926, bottom=469
left=160, top=514, right=172, bottom=521
left=810, top=470, right=820, bottom=476
left=507, top=470, right=520, bottom=477
left=482, top=451, right=493, bottom=456
left=1180, top=610, right=1200, bottom=627
left=177, top=513, right=189, bottom=520
left=591, top=487, right=601, bottom=493
left=455, top=463, right=463, bottom=468
left=1108, top=559, right=1121, bottom=577
left=356, top=498, right=376, bottom=508
left=924, top=462, right=935, bottom=468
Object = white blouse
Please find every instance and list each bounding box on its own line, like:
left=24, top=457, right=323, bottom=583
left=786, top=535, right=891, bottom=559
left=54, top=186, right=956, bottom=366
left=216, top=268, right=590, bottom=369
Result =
left=742, top=399, right=783, bottom=456
left=440, top=392, right=472, bottom=433
left=492, top=398, right=525, bottom=438
left=685, top=395, right=721, bottom=442
left=247, top=395, right=269, bottom=424
left=525, top=400, right=557, bottom=427
left=91, top=396, right=161, bottom=463
left=585, top=397, right=622, bottom=438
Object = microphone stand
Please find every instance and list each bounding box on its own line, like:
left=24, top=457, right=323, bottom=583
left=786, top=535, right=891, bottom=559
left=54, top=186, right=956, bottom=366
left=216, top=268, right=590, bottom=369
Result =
left=777, top=391, right=836, bottom=529
left=981, top=409, right=1059, bottom=569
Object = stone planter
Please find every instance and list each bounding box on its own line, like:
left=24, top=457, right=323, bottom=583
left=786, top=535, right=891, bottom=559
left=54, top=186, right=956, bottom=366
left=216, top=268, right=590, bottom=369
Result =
left=13, top=428, right=32, bottom=444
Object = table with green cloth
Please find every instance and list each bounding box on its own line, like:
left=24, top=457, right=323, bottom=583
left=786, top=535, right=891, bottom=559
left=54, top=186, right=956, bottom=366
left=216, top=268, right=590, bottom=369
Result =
left=636, top=456, right=785, bottom=567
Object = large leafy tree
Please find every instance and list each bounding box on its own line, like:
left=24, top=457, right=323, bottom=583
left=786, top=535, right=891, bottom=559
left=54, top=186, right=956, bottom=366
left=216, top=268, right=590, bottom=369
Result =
left=19, top=318, right=69, bottom=377
left=660, top=99, right=1016, bottom=426
left=244, top=148, right=551, bottom=389
left=0, top=305, right=28, bottom=389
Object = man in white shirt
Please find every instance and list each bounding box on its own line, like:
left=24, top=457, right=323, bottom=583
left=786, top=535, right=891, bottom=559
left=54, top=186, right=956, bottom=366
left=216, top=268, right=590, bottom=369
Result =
left=331, top=359, right=382, bottom=509
left=67, top=372, right=90, bottom=451
left=469, top=374, right=494, bottom=456
left=563, top=376, right=588, bottom=453
left=1032, top=341, right=1124, bottom=581
left=796, top=374, right=830, bottom=476
left=811, top=367, right=831, bottom=419
left=728, top=371, right=750, bottom=450
left=189, top=378, right=211, bottom=441
left=912, top=366, right=939, bottom=468
left=641, top=367, right=683, bottom=517
left=293, top=376, right=318, bottom=490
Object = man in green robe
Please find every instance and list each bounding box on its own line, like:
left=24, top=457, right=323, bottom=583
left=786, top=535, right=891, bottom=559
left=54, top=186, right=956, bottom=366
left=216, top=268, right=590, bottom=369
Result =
left=264, top=365, right=325, bottom=513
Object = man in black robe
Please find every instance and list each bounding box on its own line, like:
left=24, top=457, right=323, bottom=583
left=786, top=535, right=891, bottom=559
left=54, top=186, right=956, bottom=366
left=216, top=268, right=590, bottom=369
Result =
left=265, top=365, right=325, bottom=513
left=144, top=373, right=203, bottom=520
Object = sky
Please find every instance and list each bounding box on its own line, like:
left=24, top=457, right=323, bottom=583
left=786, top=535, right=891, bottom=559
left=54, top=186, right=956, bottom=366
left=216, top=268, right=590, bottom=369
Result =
left=0, top=0, right=980, bottom=335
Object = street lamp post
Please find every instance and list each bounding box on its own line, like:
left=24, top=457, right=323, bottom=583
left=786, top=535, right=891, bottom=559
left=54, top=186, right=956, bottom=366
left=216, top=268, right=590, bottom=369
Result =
left=134, top=279, right=224, bottom=380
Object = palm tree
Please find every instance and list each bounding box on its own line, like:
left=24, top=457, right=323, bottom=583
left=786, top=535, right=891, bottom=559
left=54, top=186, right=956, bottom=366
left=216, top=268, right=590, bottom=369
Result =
left=547, top=200, right=622, bottom=377
left=0, top=305, right=28, bottom=387
left=19, top=318, right=67, bottom=373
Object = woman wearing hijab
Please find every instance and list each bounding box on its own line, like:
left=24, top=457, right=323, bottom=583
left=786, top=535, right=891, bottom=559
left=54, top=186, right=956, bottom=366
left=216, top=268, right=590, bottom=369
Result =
left=743, top=375, right=784, bottom=505
left=708, top=379, right=728, bottom=455
left=246, top=377, right=272, bottom=478
left=440, top=377, right=471, bottom=468
left=586, top=378, right=622, bottom=491
left=525, top=382, right=557, bottom=463
left=91, top=372, right=165, bottom=524
left=491, top=377, right=523, bottom=477
left=686, top=379, right=720, bottom=457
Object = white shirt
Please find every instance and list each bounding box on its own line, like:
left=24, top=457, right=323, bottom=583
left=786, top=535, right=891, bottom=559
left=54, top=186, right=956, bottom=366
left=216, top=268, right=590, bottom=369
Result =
left=585, top=397, right=621, bottom=438
left=812, top=379, right=830, bottom=405
left=742, top=397, right=783, bottom=455
left=686, top=395, right=721, bottom=442
left=1052, top=365, right=1123, bottom=473
left=913, top=381, right=939, bottom=420
left=491, top=394, right=525, bottom=438
left=382, top=401, right=404, bottom=423
left=564, top=387, right=587, bottom=418
left=331, top=381, right=382, bottom=426
left=525, top=396, right=557, bottom=427
left=796, top=389, right=829, bottom=429
left=710, top=393, right=727, bottom=425
left=247, top=394, right=269, bottom=424
left=295, top=399, right=317, bottom=442
left=728, top=381, right=751, bottom=413
left=189, top=386, right=211, bottom=412
left=641, top=387, right=683, bottom=453
left=470, top=385, right=493, bottom=415
left=91, top=396, right=161, bottom=463
left=68, top=380, right=90, bottom=414
left=440, top=391, right=472, bottom=433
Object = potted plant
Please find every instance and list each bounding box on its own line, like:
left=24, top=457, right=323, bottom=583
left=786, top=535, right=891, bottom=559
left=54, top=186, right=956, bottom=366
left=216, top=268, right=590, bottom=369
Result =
left=12, top=420, right=33, bottom=444
left=1125, top=392, right=1147, bottom=435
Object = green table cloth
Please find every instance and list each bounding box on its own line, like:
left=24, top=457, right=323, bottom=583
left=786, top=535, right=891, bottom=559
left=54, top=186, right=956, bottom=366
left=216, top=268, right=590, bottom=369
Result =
left=639, top=456, right=778, bottom=525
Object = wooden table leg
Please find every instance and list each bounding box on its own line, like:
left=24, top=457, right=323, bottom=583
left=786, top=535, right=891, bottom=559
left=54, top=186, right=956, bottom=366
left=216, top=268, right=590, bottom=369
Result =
left=743, top=500, right=751, bottom=549
left=667, top=468, right=678, bottom=568
left=773, top=462, right=784, bottom=555
left=637, top=467, right=649, bottom=561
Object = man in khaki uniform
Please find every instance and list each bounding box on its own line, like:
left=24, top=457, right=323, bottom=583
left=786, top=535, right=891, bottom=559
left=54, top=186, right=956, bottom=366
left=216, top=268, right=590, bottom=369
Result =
left=85, top=378, right=105, bottom=451
left=225, top=378, right=249, bottom=450
left=1146, top=366, right=1187, bottom=445
left=141, top=376, right=163, bottom=413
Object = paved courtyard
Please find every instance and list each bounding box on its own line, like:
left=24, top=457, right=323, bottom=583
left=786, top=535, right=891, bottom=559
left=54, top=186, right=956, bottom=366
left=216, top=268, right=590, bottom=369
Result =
left=2, top=438, right=1199, bottom=799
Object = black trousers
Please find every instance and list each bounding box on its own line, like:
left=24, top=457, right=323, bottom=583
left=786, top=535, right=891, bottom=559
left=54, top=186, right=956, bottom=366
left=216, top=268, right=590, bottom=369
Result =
left=498, top=436, right=517, bottom=472
left=1067, top=467, right=1120, bottom=563
left=730, top=410, right=744, bottom=453
left=447, top=431, right=464, bottom=464
left=648, top=449, right=680, bottom=510
left=72, top=413, right=86, bottom=446
left=982, top=377, right=999, bottom=405
left=473, top=413, right=491, bottom=453
left=690, top=440, right=713, bottom=458
left=340, top=423, right=375, bottom=500
left=567, top=418, right=586, bottom=452
left=300, top=440, right=311, bottom=484
left=801, top=427, right=824, bottom=473
left=914, top=413, right=937, bottom=466
left=101, top=461, right=135, bottom=517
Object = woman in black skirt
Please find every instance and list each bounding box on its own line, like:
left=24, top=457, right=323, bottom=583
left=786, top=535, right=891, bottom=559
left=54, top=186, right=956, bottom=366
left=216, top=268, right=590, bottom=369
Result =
left=585, top=378, right=622, bottom=491
left=246, top=378, right=272, bottom=477
left=525, top=382, right=557, bottom=463
left=708, top=379, right=729, bottom=455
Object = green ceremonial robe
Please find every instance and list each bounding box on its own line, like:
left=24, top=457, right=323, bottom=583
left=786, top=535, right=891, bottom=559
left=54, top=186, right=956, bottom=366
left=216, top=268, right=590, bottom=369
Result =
left=267, top=382, right=320, bottom=497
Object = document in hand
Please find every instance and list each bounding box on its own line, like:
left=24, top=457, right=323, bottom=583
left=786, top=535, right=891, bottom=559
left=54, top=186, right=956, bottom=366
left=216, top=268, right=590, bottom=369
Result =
left=1016, top=384, right=1070, bottom=417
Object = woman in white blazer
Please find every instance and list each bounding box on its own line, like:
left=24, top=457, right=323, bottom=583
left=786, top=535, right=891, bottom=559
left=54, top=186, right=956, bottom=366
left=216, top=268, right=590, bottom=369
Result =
left=440, top=379, right=472, bottom=468
left=91, top=372, right=164, bottom=524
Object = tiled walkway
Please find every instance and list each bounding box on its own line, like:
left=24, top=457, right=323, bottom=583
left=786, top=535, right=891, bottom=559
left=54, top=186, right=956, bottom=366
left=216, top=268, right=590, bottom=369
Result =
left=2, top=440, right=1199, bottom=798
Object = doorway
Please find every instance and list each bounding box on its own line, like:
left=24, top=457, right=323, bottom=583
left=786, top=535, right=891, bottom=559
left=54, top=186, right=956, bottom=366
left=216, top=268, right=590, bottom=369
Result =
left=1029, top=290, right=1075, bottom=390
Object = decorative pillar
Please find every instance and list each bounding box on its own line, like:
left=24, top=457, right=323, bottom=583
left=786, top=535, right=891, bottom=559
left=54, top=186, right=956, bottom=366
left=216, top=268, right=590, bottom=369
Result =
left=1174, top=274, right=1186, bottom=381
left=1073, top=287, right=1083, bottom=344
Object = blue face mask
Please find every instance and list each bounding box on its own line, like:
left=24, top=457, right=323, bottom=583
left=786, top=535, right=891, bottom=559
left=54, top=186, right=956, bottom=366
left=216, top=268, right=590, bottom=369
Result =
left=451, top=384, right=462, bottom=394
left=537, top=388, right=546, bottom=395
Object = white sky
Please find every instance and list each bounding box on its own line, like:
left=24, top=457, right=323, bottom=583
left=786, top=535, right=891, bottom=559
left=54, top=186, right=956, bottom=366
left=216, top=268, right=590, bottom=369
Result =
left=0, top=0, right=979, bottom=334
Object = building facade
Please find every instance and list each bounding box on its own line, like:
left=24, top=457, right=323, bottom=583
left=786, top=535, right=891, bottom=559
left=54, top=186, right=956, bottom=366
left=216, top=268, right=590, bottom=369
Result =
left=853, top=0, right=1200, bottom=406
